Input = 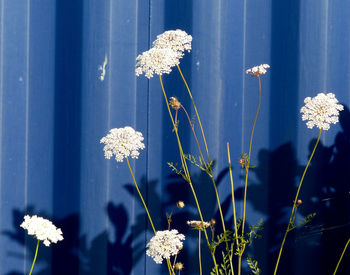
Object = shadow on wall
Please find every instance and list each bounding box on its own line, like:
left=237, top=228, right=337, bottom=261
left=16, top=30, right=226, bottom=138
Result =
left=243, top=105, right=350, bottom=275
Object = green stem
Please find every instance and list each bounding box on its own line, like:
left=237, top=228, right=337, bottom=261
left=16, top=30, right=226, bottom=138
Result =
left=177, top=65, right=210, bottom=163
left=273, top=128, right=322, bottom=275
left=176, top=65, right=227, bottom=239
left=199, top=230, right=202, bottom=275
left=28, top=240, right=40, bottom=275
left=238, top=76, right=262, bottom=274
left=227, top=142, right=239, bottom=248
left=180, top=104, right=207, bottom=170
left=159, top=75, right=219, bottom=275
left=333, top=238, right=350, bottom=275
left=227, top=142, right=238, bottom=275
left=126, top=157, right=156, bottom=234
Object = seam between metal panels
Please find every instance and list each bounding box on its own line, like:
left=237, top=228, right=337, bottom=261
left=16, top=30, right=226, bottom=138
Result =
left=106, top=0, right=113, bottom=236
left=0, top=1, right=4, bottom=273
left=24, top=1, right=31, bottom=273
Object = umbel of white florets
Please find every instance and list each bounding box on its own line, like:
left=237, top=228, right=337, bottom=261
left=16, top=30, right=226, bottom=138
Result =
left=246, top=64, right=270, bottom=76
left=153, top=29, right=192, bottom=57
left=21, top=215, right=63, bottom=247
left=100, top=126, right=145, bottom=162
left=146, top=229, right=185, bottom=264
left=135, top=47, right=180, bottom=79
left=300, top=93, right=344, bottom=131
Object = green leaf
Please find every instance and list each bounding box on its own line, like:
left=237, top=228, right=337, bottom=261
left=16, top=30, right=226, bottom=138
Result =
left=247, top=255, right=261, bottom=275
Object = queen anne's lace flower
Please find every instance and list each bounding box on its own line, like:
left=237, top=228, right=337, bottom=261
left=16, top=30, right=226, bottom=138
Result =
left=246, top=64, right=270, bottom=76
left=153, top=29, right=192, bottom=57
left=187, top=220, right=211, bottom=229
left=100, top=126, right=145, bottom=162
left=146, top=229, right=185, bottom=264
left=300, top=93, right=343, bottom=130
left=21, top=215, right=63, bottom=247
left=135, top=47, right=180, bottom=78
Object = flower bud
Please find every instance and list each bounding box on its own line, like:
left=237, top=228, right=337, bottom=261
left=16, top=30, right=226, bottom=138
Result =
left=297, top=199, right=302, bottom=205
left=177, top=201, right=185, bottom=208
left=169, top=97, right=181, bottom=110
left=210, top=219, right=216, bottom=226
left=175, top=262, right=184, bottom=271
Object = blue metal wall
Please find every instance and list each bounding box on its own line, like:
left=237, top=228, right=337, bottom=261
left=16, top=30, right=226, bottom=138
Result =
left=0, top=0, right=349, bottom=274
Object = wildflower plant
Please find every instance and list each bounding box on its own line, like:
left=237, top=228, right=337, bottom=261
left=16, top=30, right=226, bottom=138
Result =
left=98, top=29, right=345, bottom=275
left=146, top=230, right=185, bottom=264
left=21, top=215, right=63, bottom=275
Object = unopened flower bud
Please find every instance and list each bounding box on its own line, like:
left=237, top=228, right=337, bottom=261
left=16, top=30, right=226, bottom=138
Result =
left=177, top=201, right=185, bottom=208
left=210, top=219, right=216, bottom=226
left=169, top=97, right=181, bottom=110
left=297, top=199, right=302, bottom=205
left=175, top=262, right=184, bottom=271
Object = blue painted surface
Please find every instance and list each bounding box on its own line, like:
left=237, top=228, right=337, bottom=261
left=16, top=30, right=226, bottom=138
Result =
left=0, top=0, right=349, bottom=275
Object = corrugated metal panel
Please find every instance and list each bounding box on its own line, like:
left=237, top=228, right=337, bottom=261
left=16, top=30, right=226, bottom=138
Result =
left=0, top=0, right=349, bottom=274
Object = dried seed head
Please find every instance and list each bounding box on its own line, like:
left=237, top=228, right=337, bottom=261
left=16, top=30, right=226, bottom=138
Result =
left=169, top=97, right=181, bottom=110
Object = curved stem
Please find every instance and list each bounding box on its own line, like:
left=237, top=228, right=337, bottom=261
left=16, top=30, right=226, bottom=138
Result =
left=333, top=238, right=350, bottom=275
left=273, top=129, right=322, bottom=275
left=159, top=75, right=219, bottom=275
left=177, top=65, right=210, bottom=163
left=180, top=104, right=207, bottom=170
left=199, top=230, right=202, bottom=275
left=126, top=157, right=156, bottom=234
left=176, top=66, right=227, bottom=236
left=28, top=240, right=40, bottom=275
left=227, top=142, right=239, bottom=248
left=242, top=75, right=261, bottom=237
left=238, top=76, right=262, bottom=273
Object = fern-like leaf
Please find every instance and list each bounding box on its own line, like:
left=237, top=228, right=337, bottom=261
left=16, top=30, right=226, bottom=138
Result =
left=247, top=255, right=261, bottom=275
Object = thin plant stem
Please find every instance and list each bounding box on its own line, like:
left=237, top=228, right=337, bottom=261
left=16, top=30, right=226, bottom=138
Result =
left=227, top=142, right=239, bottom=248
left=176, top=65, right=227, bottom=238
left=199, top=230, right=202, bottom=275
left=127, top=157, right=175, bottom=275
left=167, top=259, right=174, bottom=275
left=180, top=104, right=207, bottom=169
left=238, top=75, right=262, bottom=275
left=177, top=65, right=210, bottom=163
left=333, top=238, right=350, bottom=275
left=227, top=142, right=238, bottom=275
left=126, top=157, right=156, bottom=234
left=273, top=128, right=322, bottom=275
left=28, top=240, right=40, bottom=275
left=159, top=75, right=219, bottom=275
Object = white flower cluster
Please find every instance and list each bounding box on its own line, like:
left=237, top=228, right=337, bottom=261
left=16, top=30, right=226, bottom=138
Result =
left=136, top=29, right=192, bottom=78
left=300, top=92, right=343, bottom=130
left=153, top=29, right=192, bottom=56
left=146, top=229, right=185, bottom=264
left=100, top=126, right=145, bottom=162
left=246, top=64, right=270, bottom=76
left=187, top=220, right=210, bottom=229
left=21, top=215, right=63, bottom=247
left=135, top=48, right=180, bottom=78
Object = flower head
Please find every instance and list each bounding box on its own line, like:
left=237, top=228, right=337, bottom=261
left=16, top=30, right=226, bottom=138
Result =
left=146, top=229, right=185, bottom=264
left=21, top=215, right=63, bottom=246
left=177, top=201, right=185, bottom=209
left=187, top=220, right=211, bottom=230
left=246, top=64, right=270, bottom=76
left=135, top=47, right=180, bottom=78
left=175, top=262, right=184, bottom=271
left=169, top=97, right=181, bottom=110
left=100, top=126, right=145, bottom=162
left=153, top=29, right=192, bottom=57
left=300, top=93, right=343, bottom=130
